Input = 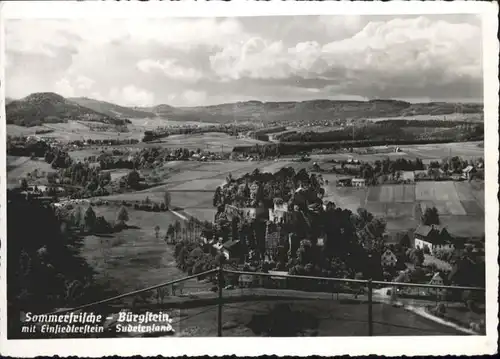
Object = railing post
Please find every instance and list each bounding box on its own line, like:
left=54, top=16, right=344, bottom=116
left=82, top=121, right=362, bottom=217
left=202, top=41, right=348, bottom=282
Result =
left=217, top=266, right=224, bottom=337
left=368, top=279, right=373, bottom=336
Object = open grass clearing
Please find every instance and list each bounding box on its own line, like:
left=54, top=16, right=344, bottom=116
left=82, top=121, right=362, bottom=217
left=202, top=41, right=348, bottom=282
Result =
left=310, top=141, right=483, bottom=163
left=80, top=207, right=206, bottom=294
left=7, top=124, right=48, bottom=136
left=6, top=156, right=55, bottom=185
left=182, top=208, right=217, bottom=223
left=128, top=132, right=268, bottom=152
left=379, top=185, right=395, bottom=203
left=416, top=182, right=438, bottom=201
left=459, top=200, right=484, bottom=216
left=170, top=179, right=224, bottom=191
left=439, top=216, right=484, bottom=238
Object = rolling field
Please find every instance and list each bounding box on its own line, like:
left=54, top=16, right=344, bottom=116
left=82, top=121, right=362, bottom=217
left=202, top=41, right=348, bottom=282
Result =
left=324, top=181, right=484, bottom=237
left=80, top=206, right=210, bottom=295
left=127, top=117, right=218, bottom=129
left=8, top=122, right=143, bottom=142
left=369, top=113, right=483, bottom=123
left=6, top=156, right=55, bottom=186
left=101, top=160, right=289, bottom=221
left=135, top=132, right=267, bottom=152
left=310, top=141, right=484, bottom=163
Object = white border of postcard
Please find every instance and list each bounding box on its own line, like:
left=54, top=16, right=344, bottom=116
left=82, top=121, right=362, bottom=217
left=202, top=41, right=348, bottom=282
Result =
left=0, top=0, right=498, bottom=357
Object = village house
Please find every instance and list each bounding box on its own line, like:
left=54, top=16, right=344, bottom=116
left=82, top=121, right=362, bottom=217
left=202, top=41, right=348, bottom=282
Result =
left=336, top=177, right=352, bottom=187
left=268, top=202, right=291, bottom=223
left=381, top=248, right=398, bottom=268
left=427, top=272, right=445, bottom=296
left=351, top=178, right=366, bottom=188
left=414, top=225, right=454, bottom=255
left=462, top=165, right=476, bottom=180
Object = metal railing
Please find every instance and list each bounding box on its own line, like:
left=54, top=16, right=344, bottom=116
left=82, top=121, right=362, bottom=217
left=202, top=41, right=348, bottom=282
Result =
left=219, top=268, right=485, bottom=337
left=31, top=267, right=484, bottom=337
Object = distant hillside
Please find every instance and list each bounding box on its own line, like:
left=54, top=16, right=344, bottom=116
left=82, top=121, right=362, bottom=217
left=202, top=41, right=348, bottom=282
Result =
left=134, top=104, right=204, bottom=122
left=7, top=93, right=484, bottom=127
left=69, top=97, right=154, bottom=119
left=6, top=92, right=129, bottom=127
left=5, top=97, right=15, bottom=105
left=177, top=99, right=483, bottom=124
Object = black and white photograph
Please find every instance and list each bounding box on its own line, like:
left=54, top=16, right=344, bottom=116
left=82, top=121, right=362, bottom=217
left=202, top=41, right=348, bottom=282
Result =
left=0, top=1, right=498, bottom=357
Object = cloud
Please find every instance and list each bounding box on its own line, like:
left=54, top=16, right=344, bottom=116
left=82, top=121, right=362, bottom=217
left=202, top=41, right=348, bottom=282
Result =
left=109, top=85, right=155, bottom=107
left=75, top=75, right=95, bottom=90
left=54, top=78, right=75, bottom=98
left=209, top=16, right=482, bottom=99
left=5, top=15, right=483, bottom=106
left=168, top=90, right=207, bottom=107
left=137, top=59, right=204, bottom=82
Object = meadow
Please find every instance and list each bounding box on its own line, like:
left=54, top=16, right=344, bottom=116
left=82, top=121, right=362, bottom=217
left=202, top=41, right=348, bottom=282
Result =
left=101, top=160, right=296, bottom=223
left=323, top=181, right=484, bottom=237
left=79, top=206, right=211, bottom=295
left=6, top=156, right=55, bottom=187
left=310, top=141, right=484, bottom=164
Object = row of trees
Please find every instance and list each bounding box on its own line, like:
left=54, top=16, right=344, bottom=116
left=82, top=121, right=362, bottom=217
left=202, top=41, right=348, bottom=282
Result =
left=278, top=121, right=484, bottom=144
left=428, top=156, right=484, bottom=174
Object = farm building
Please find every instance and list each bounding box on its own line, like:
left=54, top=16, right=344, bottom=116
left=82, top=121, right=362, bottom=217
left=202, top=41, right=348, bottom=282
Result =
left=414, top=170, right=428, bottom=180
left=427, top=272, right=445, bottom=296
left=462, top=165, right=476, bottom=180
left=336, top=177, right=352, bottom=187
left=381, top=249, right=398, bottom=268
left=351, top=178, right=366, bottom=187
left=401, top=171, right=415, bottom=183
left=242, top=207, right=268, bottom=221
left=269, top=202, right=292, bottom=223
left=414, top=225, right=454, bottom=255
left=265, top=229, right=281, bottom=250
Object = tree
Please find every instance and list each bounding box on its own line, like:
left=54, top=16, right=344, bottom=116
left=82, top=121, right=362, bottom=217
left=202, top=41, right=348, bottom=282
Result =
left=116, top=206, right=129, bottom=226
left=413, top=203, right=423, bottom=222
left=174, top=220, right=182, bottom=240
left=167, top=224, right=175, bottom=242
left=421, top=207, right=440, bottom=226
left=19, top=178, right=28, bottom=191
left=407, top=248, right=424, bottom=266
left=126, top=170, right=141, bottom=189
left=73, top=206, right=83, bottom=230
left=163, top=191, right=171, bottom=210
left=154, top=225, right=160, bottom=239
left=84, top=206, right=97, bottom=232
left=399, top=233, right=411, bottom=249
left=7, top=193, right=97, bottom=335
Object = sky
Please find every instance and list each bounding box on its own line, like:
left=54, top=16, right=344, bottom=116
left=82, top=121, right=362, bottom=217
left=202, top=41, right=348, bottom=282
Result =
left=5, top=14, right=483, bottom=107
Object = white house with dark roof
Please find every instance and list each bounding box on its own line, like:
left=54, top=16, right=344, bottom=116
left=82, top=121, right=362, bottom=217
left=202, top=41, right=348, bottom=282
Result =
left=414, top=225, right=454, bottom=255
